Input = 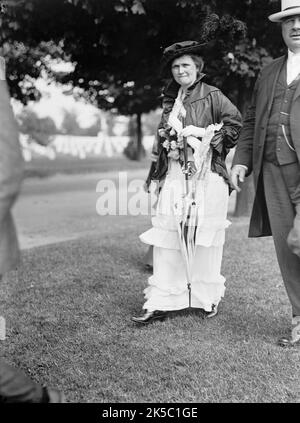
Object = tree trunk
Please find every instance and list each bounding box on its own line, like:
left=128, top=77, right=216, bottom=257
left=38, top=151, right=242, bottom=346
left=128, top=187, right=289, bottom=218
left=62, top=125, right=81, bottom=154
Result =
left=136, top=112, right=143, bottom=161
left=234, top=80, right=255, bottom=217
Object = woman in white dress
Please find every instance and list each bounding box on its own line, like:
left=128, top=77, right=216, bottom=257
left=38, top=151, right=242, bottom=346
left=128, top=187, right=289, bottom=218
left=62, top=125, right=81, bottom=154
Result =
left=132, top=41, right=242, bottom=324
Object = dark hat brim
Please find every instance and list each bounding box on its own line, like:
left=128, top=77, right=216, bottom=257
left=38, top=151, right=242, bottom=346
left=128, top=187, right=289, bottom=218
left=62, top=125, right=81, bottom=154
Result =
left=160, top=42, right=207, bottom=76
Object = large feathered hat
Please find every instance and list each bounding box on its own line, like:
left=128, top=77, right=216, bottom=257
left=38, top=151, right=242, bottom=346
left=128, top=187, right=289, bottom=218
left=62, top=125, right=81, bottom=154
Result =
left=160, top=41, right=207, bottom=75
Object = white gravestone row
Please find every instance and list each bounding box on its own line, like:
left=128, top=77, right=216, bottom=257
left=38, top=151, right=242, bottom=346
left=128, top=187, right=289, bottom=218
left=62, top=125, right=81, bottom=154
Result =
left=19, top=134, right=155, bottom=162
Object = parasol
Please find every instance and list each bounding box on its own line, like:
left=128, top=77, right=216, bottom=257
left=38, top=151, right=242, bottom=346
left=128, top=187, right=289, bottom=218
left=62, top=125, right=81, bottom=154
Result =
left=169, top=112, right=223, bottom=308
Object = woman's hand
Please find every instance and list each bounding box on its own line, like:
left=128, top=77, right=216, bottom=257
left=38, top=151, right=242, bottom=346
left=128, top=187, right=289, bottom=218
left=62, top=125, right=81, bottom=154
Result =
left=143, top=181, right=150, bottom=193
left=180, top=125, right=205, bottom=138
left=182, top=161, right=197, bottom=178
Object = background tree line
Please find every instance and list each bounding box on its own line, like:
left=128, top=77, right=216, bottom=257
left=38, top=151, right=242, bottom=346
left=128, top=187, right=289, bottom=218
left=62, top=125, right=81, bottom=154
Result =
left=1, top=0, right=283, bottom=214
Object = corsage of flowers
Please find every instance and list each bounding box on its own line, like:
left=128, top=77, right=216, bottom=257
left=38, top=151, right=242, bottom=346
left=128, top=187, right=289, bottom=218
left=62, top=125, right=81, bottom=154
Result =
left=158, top=126, right=184, bottom=162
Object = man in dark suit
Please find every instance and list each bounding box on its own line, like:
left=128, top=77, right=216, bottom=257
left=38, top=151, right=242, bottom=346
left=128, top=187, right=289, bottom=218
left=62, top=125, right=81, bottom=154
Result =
left=231, top=0, right=300, bottom=347
left=0, top=72, right=64, bottom=401
left=0, top=72, right=23, bottom=278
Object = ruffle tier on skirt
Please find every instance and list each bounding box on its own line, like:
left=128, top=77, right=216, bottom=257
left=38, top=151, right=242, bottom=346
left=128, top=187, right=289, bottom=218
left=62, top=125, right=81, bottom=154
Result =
left=139, top=161, right=230, bottom=312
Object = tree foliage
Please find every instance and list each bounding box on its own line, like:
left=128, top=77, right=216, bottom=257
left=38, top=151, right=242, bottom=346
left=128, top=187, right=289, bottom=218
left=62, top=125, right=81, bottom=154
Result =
left=0, top=0, right=284, bottom=161
left=16, top=108, right=57, bottom=145
left=1, top=0, right=284, bottom=208
left=1, top=0, right=283, bottom=112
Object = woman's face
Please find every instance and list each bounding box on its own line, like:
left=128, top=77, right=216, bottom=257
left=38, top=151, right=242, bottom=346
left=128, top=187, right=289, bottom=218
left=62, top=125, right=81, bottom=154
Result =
left=171, top=55, right=198, bottom=89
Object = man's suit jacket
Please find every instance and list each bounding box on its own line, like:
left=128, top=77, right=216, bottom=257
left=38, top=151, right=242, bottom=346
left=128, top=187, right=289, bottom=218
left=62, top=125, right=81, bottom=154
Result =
left=0, top=81, right=24, bottom=275
left=232, top=55, right=300, bottom=237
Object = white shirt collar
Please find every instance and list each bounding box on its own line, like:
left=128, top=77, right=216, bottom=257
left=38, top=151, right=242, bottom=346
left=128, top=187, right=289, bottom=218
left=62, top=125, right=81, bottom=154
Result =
left=288, top=49, right=300, bottom=62
left=286, top=50, right=300, bottom=85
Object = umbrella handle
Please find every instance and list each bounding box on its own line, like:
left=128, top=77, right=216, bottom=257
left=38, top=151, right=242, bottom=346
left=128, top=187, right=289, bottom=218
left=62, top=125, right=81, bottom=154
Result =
left=188, top=282, right=191, bottom=308
left=181, top=117, right=190, bottom=194
left=183, top=136, right=189, bottom=193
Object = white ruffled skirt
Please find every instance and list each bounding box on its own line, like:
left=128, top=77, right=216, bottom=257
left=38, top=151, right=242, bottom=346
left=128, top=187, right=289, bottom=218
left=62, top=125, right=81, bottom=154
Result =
left=139, top=160, right=230, bottom=312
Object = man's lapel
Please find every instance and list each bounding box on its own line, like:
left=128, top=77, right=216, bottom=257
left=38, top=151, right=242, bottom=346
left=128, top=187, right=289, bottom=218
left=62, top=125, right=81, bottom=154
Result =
left=266, top=56, right=286, bottom=111
left=293, top=73, right=300, bottom=101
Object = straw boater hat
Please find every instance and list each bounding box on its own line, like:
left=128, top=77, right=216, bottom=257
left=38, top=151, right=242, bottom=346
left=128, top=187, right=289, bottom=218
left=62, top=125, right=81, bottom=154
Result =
left=269, top=0, right=300, bottom=22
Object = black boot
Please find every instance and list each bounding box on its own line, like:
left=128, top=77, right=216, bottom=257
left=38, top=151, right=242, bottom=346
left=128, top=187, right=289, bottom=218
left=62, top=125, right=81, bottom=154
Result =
left=278, top=316, right=300, bottom=347
left=202, top=304, right=218, bottom=319
left=131, top=310, right=168, bottom=324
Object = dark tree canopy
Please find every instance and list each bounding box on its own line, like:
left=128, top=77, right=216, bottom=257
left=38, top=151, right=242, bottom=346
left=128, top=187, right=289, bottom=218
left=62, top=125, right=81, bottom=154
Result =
left=0, top=0, right=283, bottom=113
left=1, top=0, right=283, bottom=206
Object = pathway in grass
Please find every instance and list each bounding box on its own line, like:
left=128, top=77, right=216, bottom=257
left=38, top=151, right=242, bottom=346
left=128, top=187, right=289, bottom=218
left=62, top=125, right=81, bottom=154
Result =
left=14, top=168, right=152, bottom=249
left=14, top=169, right=237, bottom=251
left=1, top=211, right=300, bottom=403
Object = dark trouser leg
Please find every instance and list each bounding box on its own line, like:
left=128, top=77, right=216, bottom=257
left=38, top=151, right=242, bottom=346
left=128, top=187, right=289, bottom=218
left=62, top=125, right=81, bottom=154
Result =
left=0, top=359, right=45, bottom=403
left=0, top=276, right=41, bottom=402
left=0, top=280, right=64, bottom=401
left=263, top=161, right=300, bottom=316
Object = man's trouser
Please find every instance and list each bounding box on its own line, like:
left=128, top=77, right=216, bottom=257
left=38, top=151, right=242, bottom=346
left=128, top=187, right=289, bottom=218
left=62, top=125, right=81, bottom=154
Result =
left=263, top=161, right=300, bottom=316
left=0, top=358, right=46, bottom=403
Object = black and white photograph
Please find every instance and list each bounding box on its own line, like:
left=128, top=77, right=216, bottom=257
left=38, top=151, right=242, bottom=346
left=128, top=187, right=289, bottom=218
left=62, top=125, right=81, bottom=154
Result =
left=0, top=0, right=300, bottom=409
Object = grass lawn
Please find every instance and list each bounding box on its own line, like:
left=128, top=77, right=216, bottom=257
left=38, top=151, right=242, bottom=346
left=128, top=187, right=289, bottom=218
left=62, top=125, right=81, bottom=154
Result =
left=1, top=215, right=300, bottom=403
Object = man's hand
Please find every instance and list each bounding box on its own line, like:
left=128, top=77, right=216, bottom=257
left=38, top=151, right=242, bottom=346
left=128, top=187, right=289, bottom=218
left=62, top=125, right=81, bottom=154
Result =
left=230, top=165, right=247, bottom=192
left=180, top=125, right=205, bottom=139
left=287, top=204, right=300, bottom=257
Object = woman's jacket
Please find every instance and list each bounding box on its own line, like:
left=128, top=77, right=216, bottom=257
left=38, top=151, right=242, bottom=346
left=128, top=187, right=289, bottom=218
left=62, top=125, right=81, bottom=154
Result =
left=148, top=75, right=242, bottom=190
